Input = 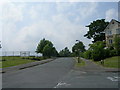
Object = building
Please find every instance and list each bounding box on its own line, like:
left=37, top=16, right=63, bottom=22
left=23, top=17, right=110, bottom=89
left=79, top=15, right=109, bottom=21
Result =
left=104, top=19, right=120, bottom=47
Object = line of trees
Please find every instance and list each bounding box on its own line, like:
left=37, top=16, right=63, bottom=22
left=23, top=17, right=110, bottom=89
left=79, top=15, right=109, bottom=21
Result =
left=59, top=47, right=71, bottom=57
left=36, top=39, right=86, bottom=58
left=36, top=19, right=120, bottom=60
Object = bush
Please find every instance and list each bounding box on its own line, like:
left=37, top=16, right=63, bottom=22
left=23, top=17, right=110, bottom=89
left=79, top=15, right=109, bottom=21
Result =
left=83, top=50, right=92, bottom=59
left=114, top=36, right=120, bottom=56
left=89, top=41, right=106, bottom=61
left=70, top=52, right=76, bottom=57
left=109, top=49, right=117, bottom=56
left=80, top=52, right=84, bottom=58
left=104, top=48, right=110, bottom=58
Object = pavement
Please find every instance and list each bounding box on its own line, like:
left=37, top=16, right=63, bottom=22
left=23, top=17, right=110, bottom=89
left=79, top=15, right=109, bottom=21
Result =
left=2, top=57, right=120, bottom=88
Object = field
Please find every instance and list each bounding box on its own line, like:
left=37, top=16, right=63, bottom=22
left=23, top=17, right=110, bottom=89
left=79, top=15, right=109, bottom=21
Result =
left=0, top=56, right=46, bottom=68
left=96, top=56, right=120, bottom=68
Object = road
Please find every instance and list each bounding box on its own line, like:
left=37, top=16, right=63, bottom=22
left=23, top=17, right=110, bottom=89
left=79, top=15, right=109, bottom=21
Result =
left=2, top=58, right=75, bottom=88
left=2, top=57, right=119, bottom=88
left=54, top=58, right=119, bottom=88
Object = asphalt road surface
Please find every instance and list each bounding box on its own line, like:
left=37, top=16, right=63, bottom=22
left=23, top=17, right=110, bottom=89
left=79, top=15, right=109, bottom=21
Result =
left=2, top=57, right=119, bottom=88
left=2, top=58, right=75, bottom=88
left=54, top=58, right=119, bottom=88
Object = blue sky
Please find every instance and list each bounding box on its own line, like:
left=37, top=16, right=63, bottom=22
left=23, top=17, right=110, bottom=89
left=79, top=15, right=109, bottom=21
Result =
left=1, top=1, right=118, bottom=52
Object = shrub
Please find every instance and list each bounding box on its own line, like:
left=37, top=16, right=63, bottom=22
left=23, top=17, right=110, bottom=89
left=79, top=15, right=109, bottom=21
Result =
left=109, top=49, right=117, bottom=56
left=104, top=48, right=110, bottom=58
left=83, top=50, right=92, bottom=59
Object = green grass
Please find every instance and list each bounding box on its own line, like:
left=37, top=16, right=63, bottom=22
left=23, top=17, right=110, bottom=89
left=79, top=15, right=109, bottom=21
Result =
left=95, top=56, right=120, bottom=68
left=0, top=56, right=37, bottom=68
left=74, top=58, right=86, bottom=67
left=0, top=62, right=1, bottom=68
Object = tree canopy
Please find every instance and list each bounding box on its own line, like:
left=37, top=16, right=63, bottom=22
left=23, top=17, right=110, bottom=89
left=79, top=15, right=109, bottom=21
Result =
left=36, top=38, right=58, bottom=57
left=89, top=41, right=106, bottom=61
left=84, top=19, right=109, bottom=43
left=59, top=47, right=71, bottom=57
left=72, top=41, right=86, bottom=56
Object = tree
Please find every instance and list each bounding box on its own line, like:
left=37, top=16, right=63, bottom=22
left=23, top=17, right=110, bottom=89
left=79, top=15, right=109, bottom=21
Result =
left=89, top=41, right=106, bottom=61
left=114, top=36, right=120, bottom=56
left=36, top=38, right=58, bottom=57
left=36, top=38, right=52, bottom=54
left=43, top=44, right=53, bottom=57
left=59, top=47, right=71, bottom=57
left=83, top=50, right=92, bottom=59
left=84, top=19, right=109, bottom=43
left=51, top=47, right=59, bottom=57
left=72, top=41, right=86, bottom=57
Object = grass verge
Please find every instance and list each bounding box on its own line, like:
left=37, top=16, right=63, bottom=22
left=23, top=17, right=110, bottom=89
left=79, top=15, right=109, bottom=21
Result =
left=95, top=56, right=120, bottom=68
left=0, top=56, right=42, bottom=68
left=74, top=57, right=85, bottom=67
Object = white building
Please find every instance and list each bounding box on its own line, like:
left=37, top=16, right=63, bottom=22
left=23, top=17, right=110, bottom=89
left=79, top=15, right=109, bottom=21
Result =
left=104, top=19, right=120, bottom=47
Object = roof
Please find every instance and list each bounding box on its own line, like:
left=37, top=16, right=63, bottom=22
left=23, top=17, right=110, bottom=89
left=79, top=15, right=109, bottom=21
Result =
left=112, top=19, right=120, bottom=23
left=104, top=19, right=120, bottom=31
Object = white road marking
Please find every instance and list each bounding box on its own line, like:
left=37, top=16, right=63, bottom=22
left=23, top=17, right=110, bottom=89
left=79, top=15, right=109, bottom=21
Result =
left=54, top=82, right=71, bottom=88
left=81, top=71, right=87, bottom=74
left=107, top=76, right=119, bottom=82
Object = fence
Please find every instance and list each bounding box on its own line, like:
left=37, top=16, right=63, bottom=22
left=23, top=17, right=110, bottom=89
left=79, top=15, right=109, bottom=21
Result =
left=1, top=51, right=42, bottom=57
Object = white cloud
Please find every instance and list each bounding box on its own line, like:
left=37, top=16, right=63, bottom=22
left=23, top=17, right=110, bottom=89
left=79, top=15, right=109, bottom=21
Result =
left=29, top=6, right=39, bottom=19
left=1, top=2, right=25, bottom=51
left=75, top=2, right=98, bottom=22
left=2, top=2, right=96, bottom=52
left=56, top=2, right=98, bottom=23
left=5, top=13, right=91, bottom=51
left=2, top=2, right=25, bottom=23
left=105, top=8, right=118, bottom=21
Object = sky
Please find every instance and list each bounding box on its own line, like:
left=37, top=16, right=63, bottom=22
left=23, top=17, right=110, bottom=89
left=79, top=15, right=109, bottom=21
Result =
left=0, top=1, right=119, bottom=52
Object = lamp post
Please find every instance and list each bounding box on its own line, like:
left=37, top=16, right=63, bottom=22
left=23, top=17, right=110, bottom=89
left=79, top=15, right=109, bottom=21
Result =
left=76, top=40, right=81, bottom=63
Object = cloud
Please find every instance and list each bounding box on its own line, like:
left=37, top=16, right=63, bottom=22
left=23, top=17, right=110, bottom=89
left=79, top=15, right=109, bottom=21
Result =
left=56, top=2, right=98, bottom=23
left=1, top=2, right=25, bottom=51
left=2, top=3, right=25, bottom=23
left=75, top=2, right=98, bottom=21
left=105, top=8, right=118, bottom=21
left=29, top=6, right=39, bottom=19
left=1, top=2, right=99, bottom=52
left=7, top=13, right=91, bottom=51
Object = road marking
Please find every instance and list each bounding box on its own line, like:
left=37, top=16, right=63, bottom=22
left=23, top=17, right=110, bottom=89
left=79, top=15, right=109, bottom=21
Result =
left=54, top=82, right=71, bottom=88
left=81, top=71, right=87, bottom=74
left=107, top=76, right=120, bottom=82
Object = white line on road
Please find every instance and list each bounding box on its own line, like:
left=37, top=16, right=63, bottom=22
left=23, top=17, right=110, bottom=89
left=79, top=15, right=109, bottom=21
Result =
left=107, top=76, right=120, bottom=82
left=54, top=82, right=71, bottom=88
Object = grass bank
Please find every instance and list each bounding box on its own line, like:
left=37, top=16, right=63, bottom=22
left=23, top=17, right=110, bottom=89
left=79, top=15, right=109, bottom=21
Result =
left=95, top=56, right=120, bottom=68
left=74, top=57, right=86, bottom=67
left=0, top=56, right=47, bottom=68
